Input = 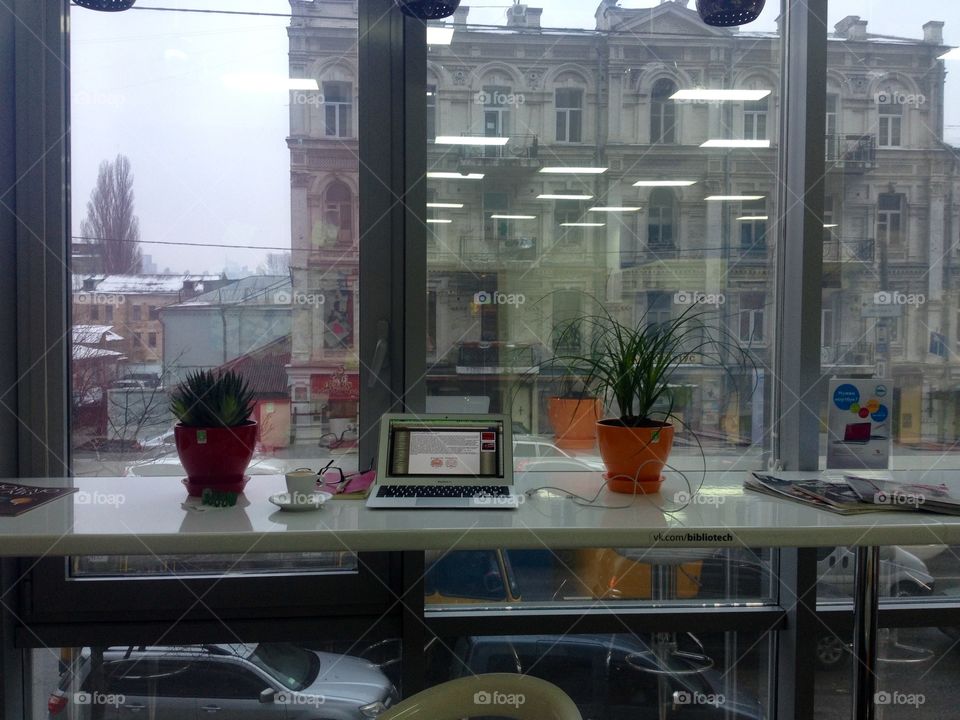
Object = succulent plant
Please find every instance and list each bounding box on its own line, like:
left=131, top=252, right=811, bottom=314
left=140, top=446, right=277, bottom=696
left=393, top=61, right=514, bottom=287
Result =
left=171, top=369, right=255, bottom=428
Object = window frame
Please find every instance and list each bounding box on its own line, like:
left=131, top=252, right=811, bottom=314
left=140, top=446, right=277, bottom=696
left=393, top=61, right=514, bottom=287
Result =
left=554, top=87, right=583, bottom=143
left=649, top=78, right=677, bottom=144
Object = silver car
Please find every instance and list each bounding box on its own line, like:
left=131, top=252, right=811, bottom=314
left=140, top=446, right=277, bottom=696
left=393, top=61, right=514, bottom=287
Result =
left=48, top=643, right=396, bottom=719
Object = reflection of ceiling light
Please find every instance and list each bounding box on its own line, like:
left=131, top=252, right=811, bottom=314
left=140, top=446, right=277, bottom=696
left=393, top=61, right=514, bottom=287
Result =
left=427, top=27, right=455, bottom=45
left=706, top=195, right=765, bottom=201
left=701, top=139, right=771, bottom=148
left=632, top=180, right=697, bottom=187
left=539, top=167, right=608, bottom=174
left=938, top=48, right=960, bottom=60
left=823, top=223, right=838, bottom=228
left=588, top=206, right=641, bottom=212
left=427, top=172, right=485, bottom=179
left=561, top=222, right=605, bottom=227
left=222, top=74, right=320, bottom=92
left=427, top=202, right=464, bottom=208
left=537, top=194, right=594, bottom=200
left=671, top=89, right=770, bottom=101
left=435, top=136, right=509, bottom=146
left=427, top=218, right=452, bottom=224
left=491, top=214, right=536, bottom=220
left=737, top=215, right=769, bottom=221
left=287, top=79, right=320, bottom=90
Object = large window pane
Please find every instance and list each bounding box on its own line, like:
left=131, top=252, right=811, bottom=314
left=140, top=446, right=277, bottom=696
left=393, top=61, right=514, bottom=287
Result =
left=425, top=3, right=780, bottom=469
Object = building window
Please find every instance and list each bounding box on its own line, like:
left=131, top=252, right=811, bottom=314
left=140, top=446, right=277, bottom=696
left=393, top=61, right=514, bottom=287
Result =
left=739, top=294, right=765, bottom=343
left=646, top=292, right=672, bottom=329
left=552, top=290, right=583, bottom=354
left=877, top=193, right=903, bottom=248
left=826, top=92, right=838, bottom=136
left=744, top=96, right=769, bottom=140
left=90, top=305, right=99, bottom=321
left=132, top=305, right=141, bottom=321
left=325, top=181, right=353, bottom=246
left=148, top=332, right=157, bottom=348
left=647, top=188, right=675, bottom=250
left=483, top=85, right=511, bottom=138
left=105, top=305, right=114, bottom=322
left=133, top=332, right=142, bottom=347
left=426, top=84, right=436, bottom=142
left=877, top=97, right=902, bottom=147
left=650, top=78, right=676, bottom=144
left=555, top=199, right=586, bottom=246
left=148, top=305, right=159, bottom=320
left=739, top=198, right=768, bottom=252
left=555, top=88, right=583, bottom=143
left=323, top=80, right=352, bottom=137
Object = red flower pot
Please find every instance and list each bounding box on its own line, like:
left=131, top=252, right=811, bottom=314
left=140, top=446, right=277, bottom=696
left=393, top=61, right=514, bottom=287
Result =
left=174, top=421, right=257, bottom=496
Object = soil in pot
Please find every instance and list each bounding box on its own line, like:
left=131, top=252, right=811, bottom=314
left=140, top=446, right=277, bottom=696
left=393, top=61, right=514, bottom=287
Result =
left=548, top=397, right=602, bottom=449
left=596, top=419, right=674, bottom=494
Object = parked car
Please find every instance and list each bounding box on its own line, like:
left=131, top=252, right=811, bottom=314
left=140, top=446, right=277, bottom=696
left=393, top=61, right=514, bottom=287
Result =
left=48, top=643, right=396, bottom=720
left=513, top=437, right=605, bottom=471
left=452, top=634, right=764, bottom=719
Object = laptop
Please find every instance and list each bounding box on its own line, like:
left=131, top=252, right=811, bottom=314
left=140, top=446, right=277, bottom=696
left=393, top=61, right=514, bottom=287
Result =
left=366, top=413, right=518, bottom=509
left=841, top=422, right=872, bottom=444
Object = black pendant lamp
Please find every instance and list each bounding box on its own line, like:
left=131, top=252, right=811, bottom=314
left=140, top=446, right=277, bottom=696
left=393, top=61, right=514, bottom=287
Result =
left=73, top=0, right=136, bottom=10
left=393, top=0, right=461, bottom=21
left=696, top=0, right=764, bottom=27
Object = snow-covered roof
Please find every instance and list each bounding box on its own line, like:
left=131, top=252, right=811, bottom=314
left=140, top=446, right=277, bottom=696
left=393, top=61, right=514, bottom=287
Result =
left=73, top=345, right=125, bottom=361
left=73, top=325, right=123, bottom=344
left=74, top=274, right=222, bottom=294
left=165, top=275, right=291, bottom=308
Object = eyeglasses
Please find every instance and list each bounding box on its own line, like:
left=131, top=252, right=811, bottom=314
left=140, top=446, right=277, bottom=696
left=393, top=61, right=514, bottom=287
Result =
left=318, top=458, right=374, bottom=493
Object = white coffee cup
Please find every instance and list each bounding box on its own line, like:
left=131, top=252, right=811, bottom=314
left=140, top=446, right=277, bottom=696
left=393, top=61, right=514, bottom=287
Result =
left=285, top=468, right=317, bottom=503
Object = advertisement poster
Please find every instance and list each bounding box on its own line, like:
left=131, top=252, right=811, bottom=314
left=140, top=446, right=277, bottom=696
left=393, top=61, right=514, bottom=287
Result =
left=826, top=379, right=892, bottom=470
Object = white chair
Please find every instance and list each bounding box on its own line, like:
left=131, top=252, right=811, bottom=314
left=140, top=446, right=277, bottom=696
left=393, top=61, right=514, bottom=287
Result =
left=378, top=673, right=582, bottom=720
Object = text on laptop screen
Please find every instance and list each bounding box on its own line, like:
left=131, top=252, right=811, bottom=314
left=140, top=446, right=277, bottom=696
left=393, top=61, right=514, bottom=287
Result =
left=388, top=420, right=504, bottom=478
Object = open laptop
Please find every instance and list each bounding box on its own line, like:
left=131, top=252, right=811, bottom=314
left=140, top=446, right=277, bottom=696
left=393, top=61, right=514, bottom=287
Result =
left=366, top=413, right=518, bottom=509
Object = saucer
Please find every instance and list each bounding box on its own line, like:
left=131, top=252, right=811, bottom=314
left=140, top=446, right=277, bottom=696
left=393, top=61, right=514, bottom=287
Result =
left=268, top=491, right=332, bottom=512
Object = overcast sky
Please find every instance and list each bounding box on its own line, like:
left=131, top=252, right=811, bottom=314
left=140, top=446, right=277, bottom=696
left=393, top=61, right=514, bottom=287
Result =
left=70, top=0, right=960, bottom=275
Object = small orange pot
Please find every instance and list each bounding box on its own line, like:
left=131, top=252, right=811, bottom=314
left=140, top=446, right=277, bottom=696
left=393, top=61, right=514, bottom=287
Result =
left=548, top=397, right=602, bottom=449
left=596, top=420, right=674, bottom=494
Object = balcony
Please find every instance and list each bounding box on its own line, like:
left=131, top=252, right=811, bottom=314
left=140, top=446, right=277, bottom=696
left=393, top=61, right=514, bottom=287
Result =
left=440, top=134, right=542, bottom=175
left=458, top=235, right=538, bottom=266
left=822, top=238, right=874, bottom=263
left=821, top=342, right=875, bottom=368
left=825, top=134, right=876, bottom=172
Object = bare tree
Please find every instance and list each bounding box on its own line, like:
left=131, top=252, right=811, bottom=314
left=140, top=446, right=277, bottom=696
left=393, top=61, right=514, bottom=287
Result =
left=80, top=154, right=143, bottom=274
left=259, top=251, right=291, bottom=276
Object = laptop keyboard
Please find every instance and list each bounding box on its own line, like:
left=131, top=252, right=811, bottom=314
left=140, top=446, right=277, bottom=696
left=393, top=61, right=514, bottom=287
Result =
left=376, top=485, right=511, bottom=499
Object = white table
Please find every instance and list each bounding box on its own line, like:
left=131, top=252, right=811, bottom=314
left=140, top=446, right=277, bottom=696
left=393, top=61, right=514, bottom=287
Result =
left=3, top=470, right=959, bottom=720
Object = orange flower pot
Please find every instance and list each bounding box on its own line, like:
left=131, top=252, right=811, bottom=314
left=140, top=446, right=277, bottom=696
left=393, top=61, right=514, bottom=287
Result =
left=596, top=420, right=674, bottom=494
left=548, top=397, right=602, bottom=449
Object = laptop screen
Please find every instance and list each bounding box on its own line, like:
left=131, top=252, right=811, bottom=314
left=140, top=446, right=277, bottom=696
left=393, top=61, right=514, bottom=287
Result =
left=384, top=417, right=506, bottom=480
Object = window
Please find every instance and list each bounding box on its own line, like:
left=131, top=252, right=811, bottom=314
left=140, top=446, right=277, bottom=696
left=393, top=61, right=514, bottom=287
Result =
left=132, top=304, right=141, bottom=321
left=646, top=292, right=672, bottom=329
left=554, top=199, right=586, bottom=246
left=323, top=80, right=352, bottom=137
left=744, top=96, right=769, bottom=140
left=646, top=188, right=675, bottom=250
left=739, top=294, right=765, bottom=343
left=90, top=305, right=99, bottom=321
left=105, top=305, right=114, bottom=322
left=877, top=94, right=902, bottom=147
left=483, top=84, right=511, bottom=138
left=426, top=84, right=437, bottom=142
left=133, top=332, right=142, bottom=347
left=555, top=88, right=583, bottom=143
left=148, top=332, right=157, bottom=348
left=650, top=78, right=677, bottom=144
left=877, top=193, right=903, bottom=248
left=739, top=198, right=768, bottom=252
left=148, top=305, right=159, bottom=320
left=826, top=92, right=838, bottom=136
left=325, top=181, right=353, bottom=246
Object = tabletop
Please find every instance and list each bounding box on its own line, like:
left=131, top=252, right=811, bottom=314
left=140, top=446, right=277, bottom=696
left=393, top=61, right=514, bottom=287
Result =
left=2, top=471, right=960, bottom=556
